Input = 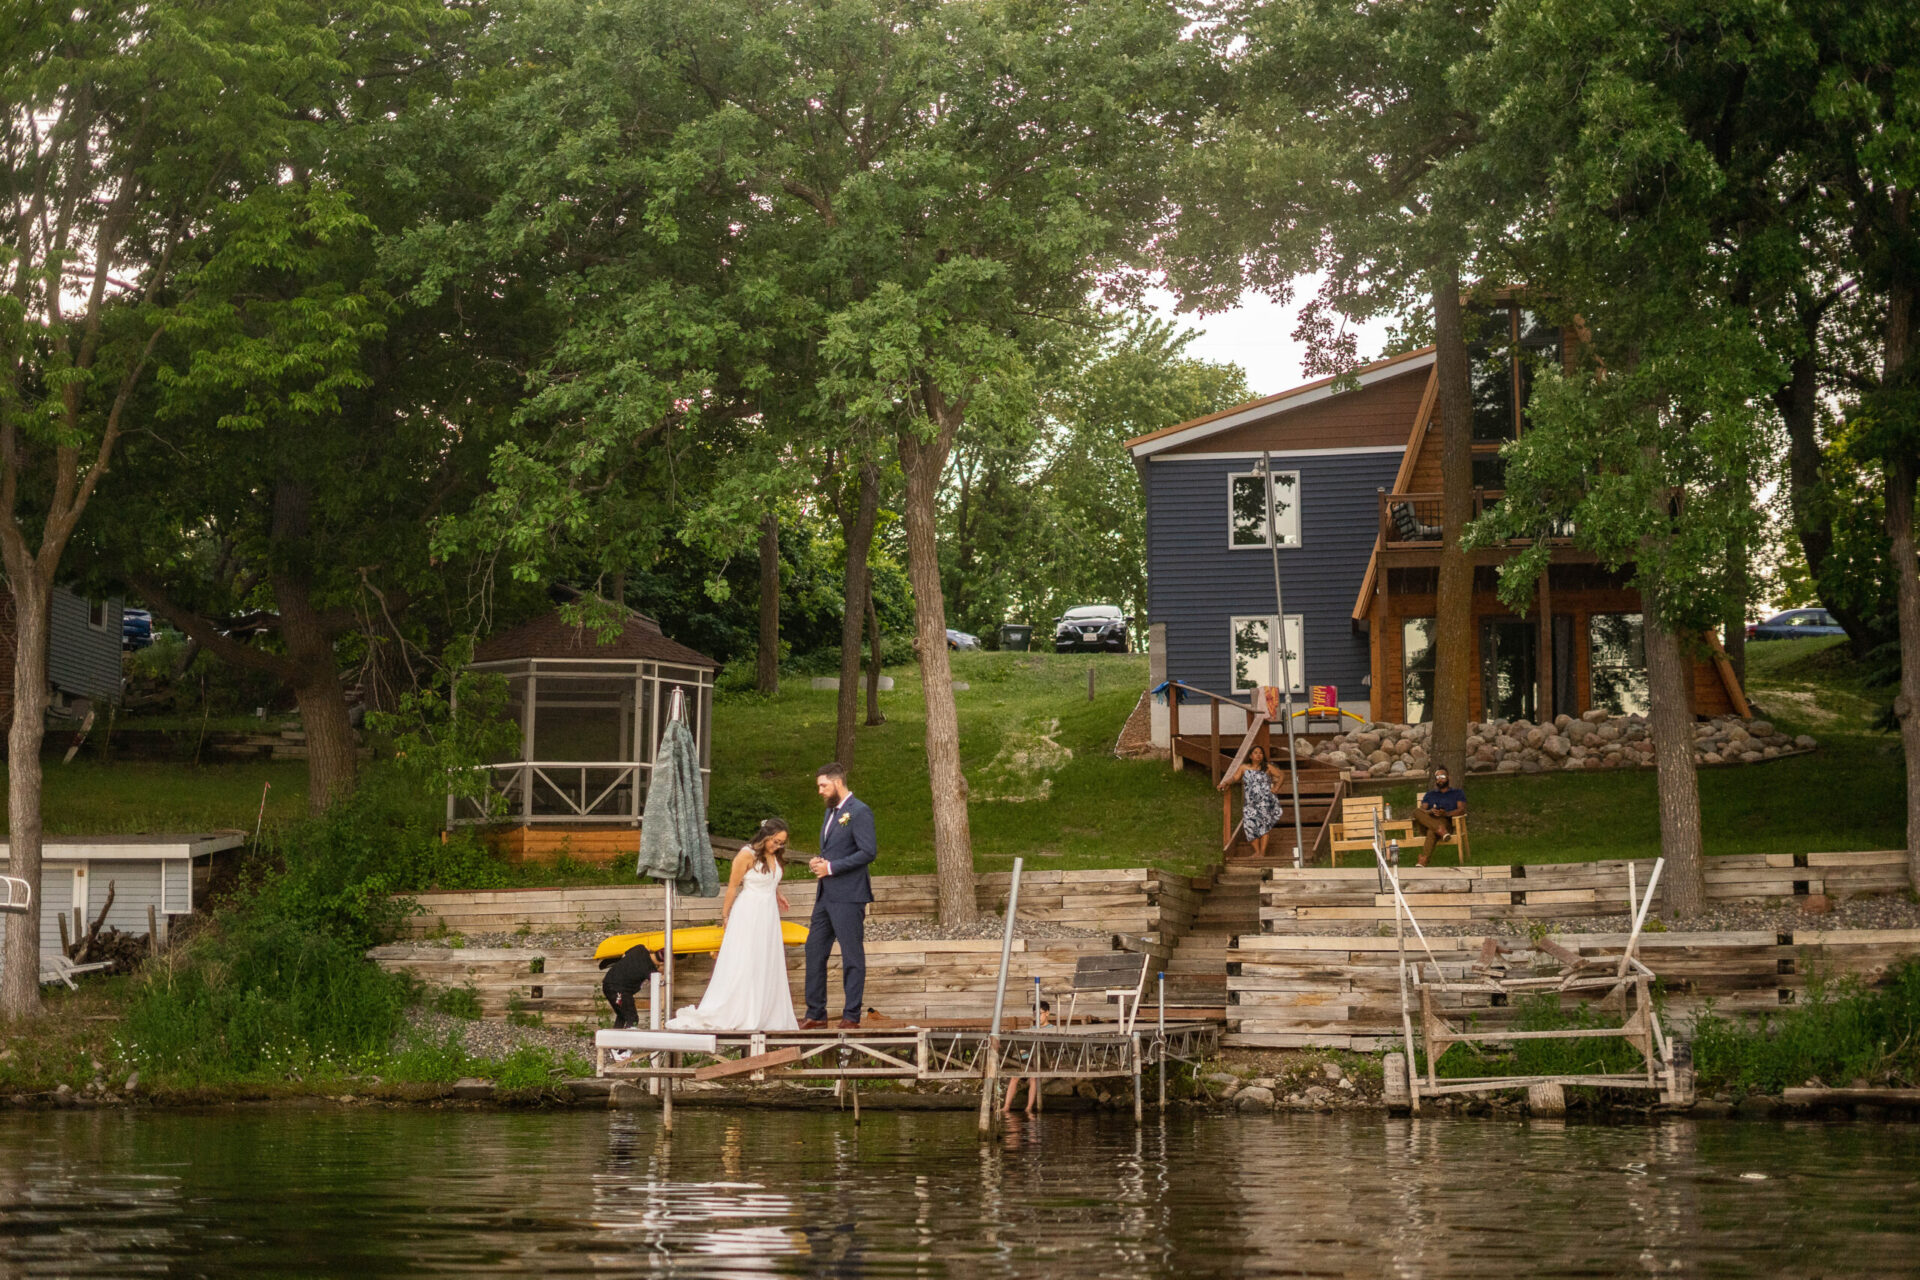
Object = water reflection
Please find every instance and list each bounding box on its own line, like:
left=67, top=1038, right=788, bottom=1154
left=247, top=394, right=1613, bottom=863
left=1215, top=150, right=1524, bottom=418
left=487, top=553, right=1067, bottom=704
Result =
left=0, top=1108, right=1917, bottom=1277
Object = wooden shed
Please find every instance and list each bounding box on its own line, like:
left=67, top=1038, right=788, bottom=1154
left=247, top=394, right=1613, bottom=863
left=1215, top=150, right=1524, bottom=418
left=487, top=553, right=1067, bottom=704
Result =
left=453, top=609, right=719, bottom=863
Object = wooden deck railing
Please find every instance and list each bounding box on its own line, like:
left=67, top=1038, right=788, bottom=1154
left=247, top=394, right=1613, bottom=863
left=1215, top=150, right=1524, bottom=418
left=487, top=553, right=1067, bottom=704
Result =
left=1377, top=488, right=1577, bottom=549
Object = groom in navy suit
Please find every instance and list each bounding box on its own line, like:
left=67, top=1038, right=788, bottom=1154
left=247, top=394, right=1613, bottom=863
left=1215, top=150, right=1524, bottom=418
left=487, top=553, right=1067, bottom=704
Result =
left=802, top=762, right=877, bottom=1029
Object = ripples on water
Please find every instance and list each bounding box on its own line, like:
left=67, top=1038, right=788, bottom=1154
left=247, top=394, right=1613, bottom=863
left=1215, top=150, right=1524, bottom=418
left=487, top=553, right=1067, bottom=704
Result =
left=1, top=1107, right=1917, bottom=1277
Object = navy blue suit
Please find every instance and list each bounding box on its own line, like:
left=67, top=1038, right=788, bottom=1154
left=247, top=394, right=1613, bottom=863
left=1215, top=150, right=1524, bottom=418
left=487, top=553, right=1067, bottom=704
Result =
left=806, top=793, right=877, bottom=1021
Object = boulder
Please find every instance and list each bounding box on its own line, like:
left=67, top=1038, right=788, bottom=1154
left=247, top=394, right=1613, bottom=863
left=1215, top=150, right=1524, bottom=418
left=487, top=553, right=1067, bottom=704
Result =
left=1496, top=734, right=1522, bottom=751
left=1581, top=708, right=1610, bottom=723
left=1748, top=720, right=1775, bottom=737
left=1473, top=744, right=1499, bottom=764
left=1542, top=734, right=1571, bottom=760
left=1321, top=1062, right=1344, bottom=1082
left=1496, top=759, right=1522, bottom=773
left=1794, top=735, right=1817, bottom=750
left=1553, top=714, right=1573, bottom=730
left=1524, top=727, right=1547, bottom=749
left=1595, top=723, right=1622, bottom=742
left=1236, top=1086, right=1276, bottom=1111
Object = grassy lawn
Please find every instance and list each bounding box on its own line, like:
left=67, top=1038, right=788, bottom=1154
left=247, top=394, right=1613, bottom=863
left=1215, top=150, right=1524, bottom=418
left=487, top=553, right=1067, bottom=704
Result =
left=1379, top=637, right=1904, bottom=864
left=0, top=759, right=310, bottom=834
left=712, top=652, right=1220, bottom=877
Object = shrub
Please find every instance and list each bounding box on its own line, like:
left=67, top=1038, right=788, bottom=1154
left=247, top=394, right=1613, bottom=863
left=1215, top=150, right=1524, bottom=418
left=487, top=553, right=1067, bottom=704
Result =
left=1692, top=960, right=1920, bottom=1093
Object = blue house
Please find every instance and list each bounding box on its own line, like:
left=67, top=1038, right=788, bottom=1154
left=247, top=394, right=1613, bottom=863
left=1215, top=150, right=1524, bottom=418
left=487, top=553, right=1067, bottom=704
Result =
left=1128, top=318, right=1744, bottom=752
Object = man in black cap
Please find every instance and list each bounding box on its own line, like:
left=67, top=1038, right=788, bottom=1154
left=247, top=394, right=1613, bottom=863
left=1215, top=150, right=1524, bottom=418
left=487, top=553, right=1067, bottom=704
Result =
left=599, top=943, right=662, bottom=1030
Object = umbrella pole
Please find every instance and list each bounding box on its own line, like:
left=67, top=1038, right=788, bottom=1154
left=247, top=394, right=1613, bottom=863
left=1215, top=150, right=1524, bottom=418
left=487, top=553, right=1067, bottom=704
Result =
left=663, top=878, right=675, bottom=1132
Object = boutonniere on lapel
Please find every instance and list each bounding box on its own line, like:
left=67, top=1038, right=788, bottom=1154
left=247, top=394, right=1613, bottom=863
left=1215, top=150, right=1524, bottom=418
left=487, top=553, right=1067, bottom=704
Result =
left=836, top=812, right=851, bottom=827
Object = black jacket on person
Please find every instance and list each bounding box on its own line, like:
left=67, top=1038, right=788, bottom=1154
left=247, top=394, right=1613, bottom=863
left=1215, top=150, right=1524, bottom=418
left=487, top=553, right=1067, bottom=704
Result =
left=599, top=944, right=659, bottom=997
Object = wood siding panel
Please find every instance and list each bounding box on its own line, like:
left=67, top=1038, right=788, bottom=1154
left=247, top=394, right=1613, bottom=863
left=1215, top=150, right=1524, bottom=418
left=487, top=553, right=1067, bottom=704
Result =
left=1145, top=451, right=1403, bottom=696
left=1157, top=369, right=1430, bottom=456
left=47, top=588, right=122, bottom=704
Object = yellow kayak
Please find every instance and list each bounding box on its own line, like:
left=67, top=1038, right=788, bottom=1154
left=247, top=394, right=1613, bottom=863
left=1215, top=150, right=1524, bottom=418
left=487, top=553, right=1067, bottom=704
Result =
left=594, top=921, right=810, bottom=960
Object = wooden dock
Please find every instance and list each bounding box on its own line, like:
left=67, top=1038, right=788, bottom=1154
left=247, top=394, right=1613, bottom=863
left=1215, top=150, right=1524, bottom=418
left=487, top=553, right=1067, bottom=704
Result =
left=594, top=1021, right=1220, bottom=1124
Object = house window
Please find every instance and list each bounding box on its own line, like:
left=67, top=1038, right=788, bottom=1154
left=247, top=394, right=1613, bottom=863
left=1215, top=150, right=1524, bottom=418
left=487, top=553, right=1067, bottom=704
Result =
left=1230, top=614, right=1305, bottom=694
left=1401, top=617, right=1437, bottom=724
left=1228, top=471, right=1301, bottom=548
left=1588, top=612, right=1650, bottom=716
left=87, top=599, right=108, bottom=630
left=1467, top=303, right=1563, bottom=489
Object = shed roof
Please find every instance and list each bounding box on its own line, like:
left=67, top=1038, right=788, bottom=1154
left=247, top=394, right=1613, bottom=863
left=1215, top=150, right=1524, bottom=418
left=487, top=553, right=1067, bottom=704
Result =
left=471, top=609, right=719, bottom=669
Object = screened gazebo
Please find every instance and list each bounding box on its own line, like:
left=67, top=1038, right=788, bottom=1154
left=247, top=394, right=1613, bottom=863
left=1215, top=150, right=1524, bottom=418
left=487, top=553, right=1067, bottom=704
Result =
left=451, top=610, right=717, bottom=851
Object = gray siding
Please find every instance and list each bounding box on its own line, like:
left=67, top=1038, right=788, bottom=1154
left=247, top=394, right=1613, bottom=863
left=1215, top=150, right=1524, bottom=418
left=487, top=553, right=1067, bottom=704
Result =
left=48, top=587, right=122, bottom=703
left=1145, top=451, right=1403, bottom=698
left=0, top=859, right=183, bottom=969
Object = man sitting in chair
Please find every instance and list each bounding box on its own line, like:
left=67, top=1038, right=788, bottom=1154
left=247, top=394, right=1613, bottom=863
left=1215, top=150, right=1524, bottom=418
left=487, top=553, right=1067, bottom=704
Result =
left=1412, top=767, right=1467, bottom=867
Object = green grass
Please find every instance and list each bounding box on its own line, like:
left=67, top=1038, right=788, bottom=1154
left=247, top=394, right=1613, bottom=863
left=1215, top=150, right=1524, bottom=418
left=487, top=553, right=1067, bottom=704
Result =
left=712, top=651, right=1219, bottom=876
left=0, top=759, right=310, bottom=834
left=1377, top=638, right=1905, bottom=863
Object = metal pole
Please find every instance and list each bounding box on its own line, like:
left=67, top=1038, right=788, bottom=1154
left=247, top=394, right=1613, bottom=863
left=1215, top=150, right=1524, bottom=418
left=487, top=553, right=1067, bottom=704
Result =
left=1157, top=971, right=1167, bottom=1112
left=979, top=857, right=1025, bottom=1135
left=1261, top=451, right=1308, bottom=868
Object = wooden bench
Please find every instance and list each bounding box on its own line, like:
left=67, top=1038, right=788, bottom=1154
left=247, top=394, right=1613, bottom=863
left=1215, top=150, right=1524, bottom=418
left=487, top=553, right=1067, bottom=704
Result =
left=1043, top=952, right=1152, bottom=1034
left=1328, top=796, right=1413, bottom=866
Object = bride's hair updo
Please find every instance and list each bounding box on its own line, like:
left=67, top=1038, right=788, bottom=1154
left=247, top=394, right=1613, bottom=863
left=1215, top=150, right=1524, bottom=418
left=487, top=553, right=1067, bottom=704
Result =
left=749, top=817, right=789, bottom=871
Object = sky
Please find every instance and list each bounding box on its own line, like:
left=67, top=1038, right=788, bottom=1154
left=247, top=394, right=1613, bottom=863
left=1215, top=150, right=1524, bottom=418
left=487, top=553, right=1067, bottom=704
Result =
left=1146, top=283, right=1396, bottom=397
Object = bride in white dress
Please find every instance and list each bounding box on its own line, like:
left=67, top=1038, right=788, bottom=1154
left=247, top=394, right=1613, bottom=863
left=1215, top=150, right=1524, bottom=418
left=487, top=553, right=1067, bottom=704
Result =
left=667, top=818, right=799, bottom=1031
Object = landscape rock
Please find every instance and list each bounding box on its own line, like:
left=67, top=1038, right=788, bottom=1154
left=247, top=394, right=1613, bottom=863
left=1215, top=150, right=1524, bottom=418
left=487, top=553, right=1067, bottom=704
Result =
left=1320, top=1062, right=1343, bottom=1082
left=1236, top=1086, right=1275, bottom=1111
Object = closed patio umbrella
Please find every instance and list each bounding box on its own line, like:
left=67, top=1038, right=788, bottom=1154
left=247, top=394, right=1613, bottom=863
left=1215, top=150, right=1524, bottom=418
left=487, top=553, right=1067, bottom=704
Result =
left=638, top=688, right=719, bottom=1018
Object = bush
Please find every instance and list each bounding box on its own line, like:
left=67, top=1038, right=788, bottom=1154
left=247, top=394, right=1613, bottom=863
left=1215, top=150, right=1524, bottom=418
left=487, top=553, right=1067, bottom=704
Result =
left=708, top=776, right=786, bottom=842
left=122, top=917, right=414, bottom=1083
left=1692, top=960, right=1920, bottom=1093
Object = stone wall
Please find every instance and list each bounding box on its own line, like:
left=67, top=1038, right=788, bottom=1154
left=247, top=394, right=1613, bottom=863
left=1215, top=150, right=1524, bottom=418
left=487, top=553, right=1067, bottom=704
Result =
left=1296, top=712, right=1815, bottom=779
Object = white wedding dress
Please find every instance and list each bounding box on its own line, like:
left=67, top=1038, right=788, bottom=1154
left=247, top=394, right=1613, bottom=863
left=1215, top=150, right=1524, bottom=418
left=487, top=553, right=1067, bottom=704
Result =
left=666, top=860, right=799, bottom=1032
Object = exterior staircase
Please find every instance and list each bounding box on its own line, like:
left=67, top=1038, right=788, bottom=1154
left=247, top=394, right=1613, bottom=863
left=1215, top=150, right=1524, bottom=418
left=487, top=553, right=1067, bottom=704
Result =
left=1155, top=686, right=1353, bottom=1016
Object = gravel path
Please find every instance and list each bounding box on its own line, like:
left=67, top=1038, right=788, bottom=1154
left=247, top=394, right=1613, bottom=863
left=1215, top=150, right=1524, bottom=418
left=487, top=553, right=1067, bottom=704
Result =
left=1419, top=895, right=1920, bottom=938
left=399, top=1007, right=595, bottom=1062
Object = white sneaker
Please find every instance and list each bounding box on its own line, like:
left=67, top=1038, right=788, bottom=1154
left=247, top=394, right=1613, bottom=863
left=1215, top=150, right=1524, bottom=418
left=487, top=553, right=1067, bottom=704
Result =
left=610, top=1049, right=634, bottom=1063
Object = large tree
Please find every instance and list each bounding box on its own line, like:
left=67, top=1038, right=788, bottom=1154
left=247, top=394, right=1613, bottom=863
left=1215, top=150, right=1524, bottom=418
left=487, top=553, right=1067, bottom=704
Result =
left=0, top=0, right=440, bottom=1017
left=1164, top=0, right=1496, bottom=784
left=431, top=0, right=1199, bottom=923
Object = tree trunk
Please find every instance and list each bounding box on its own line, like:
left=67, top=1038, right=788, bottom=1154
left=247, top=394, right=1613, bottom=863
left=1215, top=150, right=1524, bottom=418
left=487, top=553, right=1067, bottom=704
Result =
left=864, top=566, right=885, bottom=726
left=1644, top=604, right=1706, bottom=917
left=1882, top=214, right=1920, bottom=896
left=1889, top=456, right=1920, bottom=898
left=900, top=396, right=977, bottom=924
left=0, top=567, right=51, bottom=1019
left=1723, top=477, right=1749, bottom=688
left=1430, top=271, right=1476, bottom=777
left=835, top=463, right=880, bottom=767
left=757, top=511, right=780, bottom=695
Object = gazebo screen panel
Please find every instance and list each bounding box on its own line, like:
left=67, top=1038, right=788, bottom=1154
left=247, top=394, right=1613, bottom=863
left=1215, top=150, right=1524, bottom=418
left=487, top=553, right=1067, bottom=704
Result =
left=531, top=676, right=635, bottom=763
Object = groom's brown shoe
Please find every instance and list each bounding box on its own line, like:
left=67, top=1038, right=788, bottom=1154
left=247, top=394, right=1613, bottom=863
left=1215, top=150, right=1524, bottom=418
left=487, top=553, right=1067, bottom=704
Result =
left=837, top=1016, right=860, bottom=1029
left=798, top=1017, right=828, bottom=1030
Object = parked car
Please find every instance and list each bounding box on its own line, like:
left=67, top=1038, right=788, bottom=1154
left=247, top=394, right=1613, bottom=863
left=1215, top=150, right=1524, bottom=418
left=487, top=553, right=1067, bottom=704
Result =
left=1052, top=604, right=1131, bottom=653
left=1746, top=608, right=1846, bottom=641
left=121, top=608, right=153, bottom=650
left=946, top=627, right=982, bottom=651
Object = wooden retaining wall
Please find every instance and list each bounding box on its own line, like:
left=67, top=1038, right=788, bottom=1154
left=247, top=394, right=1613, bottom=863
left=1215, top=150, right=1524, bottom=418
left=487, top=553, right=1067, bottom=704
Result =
left=402, top=868, right=1184, bottom=949
left=1261, top=852, right=1911, bottom=933
left=1226, top=928, right=1920, bottom=1049
left=370, top=935, right=1121, bottom=1028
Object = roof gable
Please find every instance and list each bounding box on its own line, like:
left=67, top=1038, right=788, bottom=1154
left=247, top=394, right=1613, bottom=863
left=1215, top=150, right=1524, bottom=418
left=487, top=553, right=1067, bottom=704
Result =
left=472, top=609, right=719, bottom=668
left=1126, top=347, right=1436, bottom=459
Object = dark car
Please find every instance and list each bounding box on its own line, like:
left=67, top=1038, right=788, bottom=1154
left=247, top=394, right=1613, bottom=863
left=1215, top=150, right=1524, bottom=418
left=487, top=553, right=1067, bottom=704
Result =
left=1053, top=605, right=1130, bottom=653
left=121, top=608, right=153, bottom=650
left=1746, top=608, right=1846, bottom=641
left=946, top=627, right=982, bottom=651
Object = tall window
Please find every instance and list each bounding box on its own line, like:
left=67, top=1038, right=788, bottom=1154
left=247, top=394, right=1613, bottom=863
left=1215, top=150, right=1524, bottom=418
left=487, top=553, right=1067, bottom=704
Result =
left=1401, top=617, right=1437, bottom=724
left=1588, top=613, right=1650, bottom=715
left=1467, top=304, right=1561, bottom=491
left=1228, top=470, right=1301, bottom=548
left=1230, top=615, right=1304, bottom=694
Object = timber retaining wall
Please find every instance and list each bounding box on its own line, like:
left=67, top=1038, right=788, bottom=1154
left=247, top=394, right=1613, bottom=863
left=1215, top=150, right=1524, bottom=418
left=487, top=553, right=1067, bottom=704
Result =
left=1227, top=928, right=1920, bottom=1049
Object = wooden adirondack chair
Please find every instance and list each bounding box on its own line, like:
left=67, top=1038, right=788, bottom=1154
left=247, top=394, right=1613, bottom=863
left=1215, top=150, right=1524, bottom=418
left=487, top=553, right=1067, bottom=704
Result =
left=1328, top=796, right=1414, bottom=867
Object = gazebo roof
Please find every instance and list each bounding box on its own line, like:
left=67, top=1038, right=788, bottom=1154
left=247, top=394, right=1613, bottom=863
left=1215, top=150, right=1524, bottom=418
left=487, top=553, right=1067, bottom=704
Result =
left=471, top=609, right=719, bottom=669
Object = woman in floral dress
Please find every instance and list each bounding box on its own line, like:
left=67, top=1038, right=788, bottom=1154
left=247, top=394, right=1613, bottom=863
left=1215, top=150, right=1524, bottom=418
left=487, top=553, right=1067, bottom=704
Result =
left=1220, top=745, right=1286, bottom=859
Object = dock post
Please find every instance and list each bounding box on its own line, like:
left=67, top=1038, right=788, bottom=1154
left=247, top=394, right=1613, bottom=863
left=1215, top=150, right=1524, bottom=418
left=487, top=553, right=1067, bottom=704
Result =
left=979, top=857, right=1025, bottom=1136
left=1157, top=972, right=1167, bottom=1112
left=1132, top=1033, right=1144, bottom=1124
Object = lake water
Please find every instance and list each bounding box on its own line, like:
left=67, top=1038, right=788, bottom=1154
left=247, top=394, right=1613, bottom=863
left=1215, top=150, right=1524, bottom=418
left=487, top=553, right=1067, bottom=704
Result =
left=1, top=1106, right=1917, bottom=1277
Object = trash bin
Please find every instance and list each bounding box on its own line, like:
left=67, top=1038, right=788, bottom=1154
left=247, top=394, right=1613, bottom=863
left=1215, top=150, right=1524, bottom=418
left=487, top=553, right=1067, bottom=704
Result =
left=998, top=623, right=1032, bottom=652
